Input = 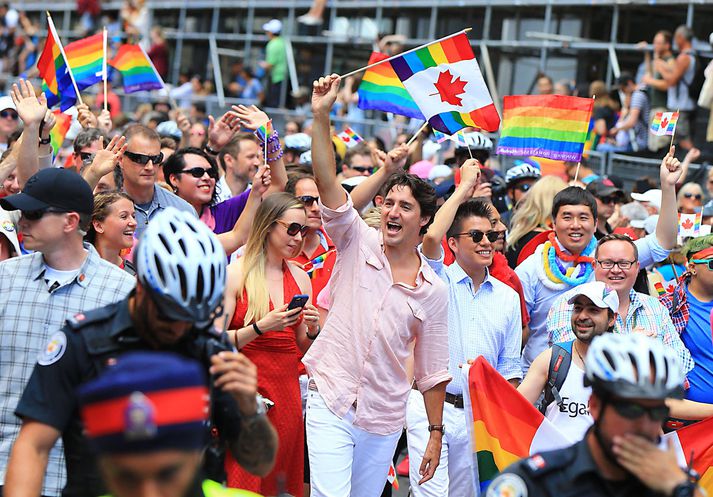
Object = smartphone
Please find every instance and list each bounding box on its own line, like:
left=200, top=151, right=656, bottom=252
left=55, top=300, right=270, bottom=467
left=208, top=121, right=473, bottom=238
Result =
left=287, top=294, right=309, bottom=311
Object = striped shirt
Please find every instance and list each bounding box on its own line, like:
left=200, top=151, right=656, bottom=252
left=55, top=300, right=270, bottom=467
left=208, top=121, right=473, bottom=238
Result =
left=0, top=244, right=135, bottom=496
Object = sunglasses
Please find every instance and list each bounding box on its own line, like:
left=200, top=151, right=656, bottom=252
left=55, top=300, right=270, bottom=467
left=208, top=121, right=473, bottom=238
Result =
left=597, top=195, right=620, bottom=205
left=683, top=193, right=702, bottom=200
left=298, top=195, right=319, bottom=207
left=275, top=219, right=309, bottom=236
left=691, top=259, right=713, bottom=271
left=610, top=398, right=670, bottom=421
left=0, top=109, right=18, bottom=120
left=350, top=166, right=373, bottom=174
left=22, top=207, right=68, bottom=221
left=454, top=229, right=500, bottom=244
left=181, top=166, right=218, bottom=179
left=79, top=151, right=95, bottom=164
left=124, top=150, right=164, bottom=165
left=514, top=183, right=532, bottom=193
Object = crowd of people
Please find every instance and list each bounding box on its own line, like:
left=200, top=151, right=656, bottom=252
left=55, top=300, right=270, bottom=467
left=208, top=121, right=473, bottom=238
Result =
left=0, top=7, right=712, bottom=497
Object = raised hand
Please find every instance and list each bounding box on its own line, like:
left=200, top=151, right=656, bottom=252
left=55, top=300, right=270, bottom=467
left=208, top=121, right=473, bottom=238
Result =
left=311, top=74, right=341, bottom=116
left=97, top=109, right=112, bottom=134
left=231, top=104, right=269, bottom=132
left=384, top=144, right=410, bottom=173
left=250, top=163, right=272, bottom=197
left=174, top=109, right=191, bottom=134
left=660, top=145, right=682, bottom=187
left=458, top=159, right=481, bottom=197
left=208, top=110, right=241, bottom=150
left=89, top=135, right=127, bottom=177
left=40, top=109, right=56, bottom=142
left=76, top=102, right=98, bottom=129
left=11, top=79, right=47, bottom=126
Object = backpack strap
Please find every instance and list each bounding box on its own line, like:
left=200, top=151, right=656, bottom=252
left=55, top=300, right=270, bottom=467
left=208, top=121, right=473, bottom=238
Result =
left=538, top=341, right=573, bottom=414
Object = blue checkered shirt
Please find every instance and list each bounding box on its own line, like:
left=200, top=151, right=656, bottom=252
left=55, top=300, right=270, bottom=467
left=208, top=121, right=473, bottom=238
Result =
left=0, top=244, right=135, bottom=496
left=421, top=246, right=522, bottom=395
left=546, top=288, right=694, bottom=373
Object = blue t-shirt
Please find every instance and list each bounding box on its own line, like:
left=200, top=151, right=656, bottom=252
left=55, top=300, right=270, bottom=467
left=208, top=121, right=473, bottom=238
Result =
left=683, top=289, right=713, bottom=403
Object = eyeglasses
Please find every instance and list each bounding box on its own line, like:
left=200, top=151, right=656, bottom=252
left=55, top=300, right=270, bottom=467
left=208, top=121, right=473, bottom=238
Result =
left=297, top=195, right=319, bottom=207
left=181, top=166, right=218, bottom=179
left=598, top=195, right=618, bottom=205
left=610, top=398, right=670, bottom=421
left=514, top=183, right=532, bottom=193
left=275, top=219, right=308, bottom=236
left=350, top=165, right=373, bottom=174
left=124, top=150, right=164, bottom=165
left=0, top=109, right=18, bottom=120
left=690, top=259, right=713, bottom=271
left=596, top=259, right=636, bottom=270
left=454, top=229, right=500, bottom=244
left=21, top=207, right=68, bottom=221
left=683, top=193, right=702, bottom=200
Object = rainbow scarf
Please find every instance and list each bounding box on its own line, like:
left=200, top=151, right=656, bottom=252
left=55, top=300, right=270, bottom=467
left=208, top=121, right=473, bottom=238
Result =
left=534, top=233, right=596, bottom=290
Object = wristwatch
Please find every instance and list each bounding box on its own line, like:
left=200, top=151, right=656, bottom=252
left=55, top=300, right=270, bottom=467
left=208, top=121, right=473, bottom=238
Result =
left=428, top=424, right=445, bottom=434
left=671, top=481, right=697, bottom=497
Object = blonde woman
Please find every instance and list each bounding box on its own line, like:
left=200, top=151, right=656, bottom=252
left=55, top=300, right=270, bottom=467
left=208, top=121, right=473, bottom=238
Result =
left=506, top=175, right=568, bottom=267
left=677, top=182, right=704, bottom=214
left=221, top=192, right=319, bottom=496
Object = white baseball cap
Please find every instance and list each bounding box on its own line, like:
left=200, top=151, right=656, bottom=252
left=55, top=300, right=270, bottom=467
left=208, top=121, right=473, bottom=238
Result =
left=262, top=19, right=283, bottom=34
left=630, top=214, right=658, bottom=235
left=567, top=281, right=619, bottom=313
left=0, top=95, right=16, bottom=112
left=631, top=189, right=662, bottom=211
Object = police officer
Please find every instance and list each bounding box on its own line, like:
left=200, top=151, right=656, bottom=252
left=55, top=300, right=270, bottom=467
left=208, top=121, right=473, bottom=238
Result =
left=5, top=208, right=278, bottom=497
left=487, top=334, right=703, bottom=497
left=77, top=351, right=262, bottom=497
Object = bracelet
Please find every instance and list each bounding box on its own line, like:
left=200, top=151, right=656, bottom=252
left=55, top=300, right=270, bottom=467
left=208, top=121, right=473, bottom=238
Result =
left=204, top=144, right=220, bottom=155
left=306, top=326, right=321, bottom=340
left=267, top=148, right=284, bottom=163
left=39, top=137, right=51, bottom=145
left=252, top=322, right=263, bottom=336
left=428, top=424, right=445, bottom=433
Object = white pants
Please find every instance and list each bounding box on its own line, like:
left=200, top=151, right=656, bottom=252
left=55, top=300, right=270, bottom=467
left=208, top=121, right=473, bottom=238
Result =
left=305, top=388, right=401, bottom=497
left=406, top=389, right=477, bottom=497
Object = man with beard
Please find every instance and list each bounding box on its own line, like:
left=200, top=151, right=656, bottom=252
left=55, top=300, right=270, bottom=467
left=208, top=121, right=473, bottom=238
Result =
left=519, top=281, right=618, bottom=442
left=489, top=334, right=703, bottom=497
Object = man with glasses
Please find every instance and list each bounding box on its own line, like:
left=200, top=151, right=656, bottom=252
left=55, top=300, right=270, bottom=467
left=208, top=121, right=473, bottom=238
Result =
left=5, top=208, right=277, bottom=497
left=586, top=178, right=625, bottom=239
left=547, top=233, right=693, bottom=374
left=488, top=334, right=704, bottom=497
left=339, top=142, right=374, bottom=179
left=410, top=160, right=521, bottom=497
left=0, top=95, right=18, bottom=152
left=0, top=168, right=135, bottom=497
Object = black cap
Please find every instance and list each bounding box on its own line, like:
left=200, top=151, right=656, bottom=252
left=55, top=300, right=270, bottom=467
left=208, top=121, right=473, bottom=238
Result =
left=586, top=177, right=623, bottom=199
left=0, top=168, right=94, bottom=214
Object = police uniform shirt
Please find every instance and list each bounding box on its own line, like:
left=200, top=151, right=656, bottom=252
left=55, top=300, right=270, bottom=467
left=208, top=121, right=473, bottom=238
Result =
left=487, top=436, right=659, bottom=497
left=15, top=295, right=242, bottom=497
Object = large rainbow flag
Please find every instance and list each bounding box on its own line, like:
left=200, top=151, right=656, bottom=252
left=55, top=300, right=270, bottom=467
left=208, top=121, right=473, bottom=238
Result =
left=388, top=32, right=500, bottom=134
left=109, top=44, right=163, bottom=93
left=497, top=95, right=594, bottom=162
left=37, top=16, right=77, bottom=110
left=357, top=52, right=424, bottom=119
left=64, top=33, right=104, bottom=91
left=668, top=417, right=713, bottom=495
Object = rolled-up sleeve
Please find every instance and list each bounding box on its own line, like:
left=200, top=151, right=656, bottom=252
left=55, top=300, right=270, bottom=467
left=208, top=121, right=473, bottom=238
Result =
left=418, top=244, right=448, bottom=282
left=635, top=233, right=670, bottom=268
left=414, top=283, right=452, bottom=392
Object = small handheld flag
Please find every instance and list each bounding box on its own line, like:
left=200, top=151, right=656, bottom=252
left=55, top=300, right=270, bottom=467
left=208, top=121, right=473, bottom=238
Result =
left=254, top=120, right=274, bottom=143
left=37, top=14, right=81, bottom=110
left=49, top=110, right=72, bottom=155
left=109, top=44, right=164, bottom=94
left=336, top=127, right=364, bottom=148
left=64, top=33, right=104, bottom=92
left=650, top=111, right=679, bottom=136
left=678, top=211, right=702, bottom=238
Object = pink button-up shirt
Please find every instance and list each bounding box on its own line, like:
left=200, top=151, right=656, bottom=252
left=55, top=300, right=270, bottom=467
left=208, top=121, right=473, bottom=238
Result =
left=302, top=195, right=451, bottom=435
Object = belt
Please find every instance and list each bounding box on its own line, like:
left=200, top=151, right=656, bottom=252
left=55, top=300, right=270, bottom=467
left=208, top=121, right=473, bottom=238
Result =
left=445, top=392, right=464, bottom=409
left=308, top=381, right=357, bottom=408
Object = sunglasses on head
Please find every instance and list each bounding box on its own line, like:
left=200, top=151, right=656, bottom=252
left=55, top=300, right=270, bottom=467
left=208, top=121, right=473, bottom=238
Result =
left=22, top=207, right=68, bottom=221
left=610, top=398, right=670, bottom=421
left=298, top=195, right=319, bottom=207
left=124, top=150, right=164, bottom=165
left=691, top=259, right=713, bottom=271
left=275, top=219, right=309, bottom=236
left=0, top=109, right=18, bottom=120
left=454, top=229, right=500, bottom=244
left=181, top=166, right=218, bottom=179
left=683, top=193, right=702, bottom=200
left=350, top=165, right=373, bottom=174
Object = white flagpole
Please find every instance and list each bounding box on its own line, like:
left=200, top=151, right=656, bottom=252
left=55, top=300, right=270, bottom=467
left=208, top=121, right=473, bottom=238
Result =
left=102, top=26, right=108, bottom=112
left=46, top=12, right=83, bottom=106
left=138, top=44, right=180, bottom=110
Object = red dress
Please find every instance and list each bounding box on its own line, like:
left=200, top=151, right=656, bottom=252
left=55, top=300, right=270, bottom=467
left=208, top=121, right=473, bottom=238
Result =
left=225, top=263, right=304, bottom=496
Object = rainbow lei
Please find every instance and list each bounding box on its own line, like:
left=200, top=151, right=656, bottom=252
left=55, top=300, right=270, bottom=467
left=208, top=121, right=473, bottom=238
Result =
left=535, top=233, right=596, bottom=290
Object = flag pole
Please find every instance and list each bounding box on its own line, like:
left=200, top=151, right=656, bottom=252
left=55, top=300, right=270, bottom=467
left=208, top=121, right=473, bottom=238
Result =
left=406, top=121, right=429, bottom=147
left=669, top=108, right=679, bottom=150
left=339, top=28, right=473, bottom=79
left=47, top=12, right=83, bottom=106
left=102, top=26, right=108, bottom=112
left=138, top=44, right=180, bottom=110
left=460, top=131, right=474, bottom=159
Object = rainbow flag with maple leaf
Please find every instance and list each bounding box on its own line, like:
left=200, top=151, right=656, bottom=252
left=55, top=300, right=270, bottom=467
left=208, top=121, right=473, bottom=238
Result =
left=679, top=211, right=702, bottom=238
left=357, top=51, right=425, bottom=119
left=388, top=32, right=500, bottom=134
left=37, top=15, right=78, bottom=110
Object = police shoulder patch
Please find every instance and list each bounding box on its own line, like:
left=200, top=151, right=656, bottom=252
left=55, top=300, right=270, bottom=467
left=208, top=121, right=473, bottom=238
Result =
left=37, top=331, right=67, bottom=366
left=486, top=473, right=528, bottom=497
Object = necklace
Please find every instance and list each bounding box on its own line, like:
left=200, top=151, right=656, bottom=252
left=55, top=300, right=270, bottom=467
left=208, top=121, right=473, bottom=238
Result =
left=573, top=341, right=585, bottom=363
left=535, top=233, right=596, bottom=290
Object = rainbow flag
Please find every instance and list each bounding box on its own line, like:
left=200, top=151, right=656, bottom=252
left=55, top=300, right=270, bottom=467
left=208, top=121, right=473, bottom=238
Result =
left=654, top=281, right=667, bottom=296
left=465, top=357, right=570, bottom=492
left=679, top=211, right=702, bottom=238
left=336, top=127, right=364, bottom=148
left=37, top=15, right=77, bottom=110
left=357, top=52, right=424, bottom=119
left=49, top=110, right=72, bottom=154
left=254, top=120, right=274, bottom=142
left=651, top=111, right=679, bottom=136
left=109, top=44, right=163, bottom=93
left=64, top=33, right=104, bottom=91
left=433, top=129, right=467, bottom=146
left=389, top=32, right=500, bottom=134
left=668, top=418, right=713, bottom=495
left=497, top=95, right=594, bottom=162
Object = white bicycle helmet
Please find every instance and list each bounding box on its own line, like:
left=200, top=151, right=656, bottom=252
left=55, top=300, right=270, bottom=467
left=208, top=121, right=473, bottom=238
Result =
left=505, top=161, right=541, bottom=187
left=456, top=131, right=493, bottom=151
left=584, top=334, right=685, bottom=400
left=136, top=207, right=226, bottom=328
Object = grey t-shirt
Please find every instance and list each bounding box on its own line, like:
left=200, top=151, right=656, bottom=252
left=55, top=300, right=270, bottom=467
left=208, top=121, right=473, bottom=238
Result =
left=132, top=185, right=197, bottom=240
left=630, top=89, right=651, bottom=151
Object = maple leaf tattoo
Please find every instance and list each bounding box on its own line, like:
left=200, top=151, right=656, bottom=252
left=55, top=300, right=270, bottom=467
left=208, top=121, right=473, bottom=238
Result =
left=432, top=70, right=467, bottom=106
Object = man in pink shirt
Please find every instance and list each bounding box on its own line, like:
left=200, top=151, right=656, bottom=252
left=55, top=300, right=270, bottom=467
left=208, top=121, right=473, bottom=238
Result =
left=302, top=75, right=451, bottom=497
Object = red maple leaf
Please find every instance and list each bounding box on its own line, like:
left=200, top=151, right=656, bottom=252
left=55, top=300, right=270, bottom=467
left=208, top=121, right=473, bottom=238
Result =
left=681, top=218, right=694, bottom=230
left=432, top=70, right=468, bottom=106
left=666, top=284, right=675, bottom=293
left=660, top=116, right=669, bottom=129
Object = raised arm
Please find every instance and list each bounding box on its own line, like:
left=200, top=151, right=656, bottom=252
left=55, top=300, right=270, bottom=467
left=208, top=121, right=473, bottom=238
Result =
left=12, top=79, right=47, bottom=188
left=350, top=144, right=409, bottom=211
left=80, top=135, right=127, bottom=190
left=311, top=75, right=347, bottom=209
left=656, top=146, right=683, bottom=251
left=421, top=160, right=480, bottom=260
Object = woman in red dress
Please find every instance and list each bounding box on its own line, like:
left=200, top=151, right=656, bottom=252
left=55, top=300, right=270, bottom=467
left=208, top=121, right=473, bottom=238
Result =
left=222, top=192, right=320, bottom=496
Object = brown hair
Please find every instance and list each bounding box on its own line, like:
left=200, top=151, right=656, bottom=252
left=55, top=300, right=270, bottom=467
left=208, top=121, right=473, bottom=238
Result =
left=85, top=191, right=134, bottom=244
